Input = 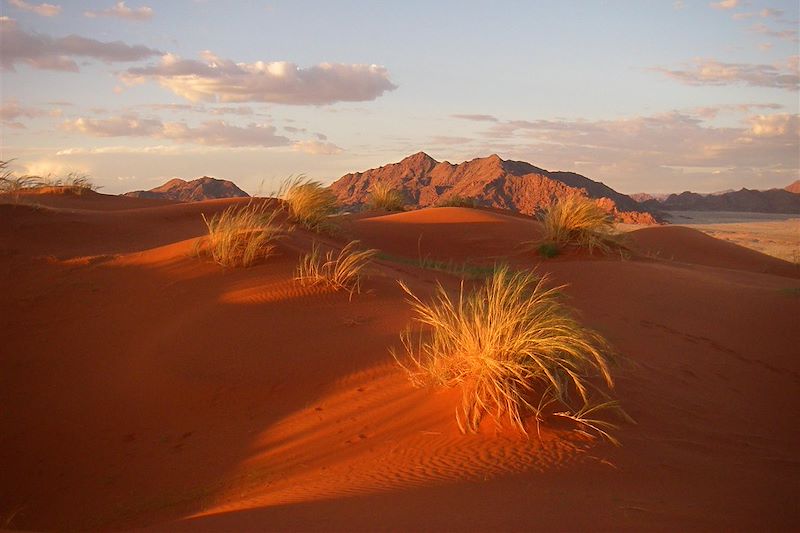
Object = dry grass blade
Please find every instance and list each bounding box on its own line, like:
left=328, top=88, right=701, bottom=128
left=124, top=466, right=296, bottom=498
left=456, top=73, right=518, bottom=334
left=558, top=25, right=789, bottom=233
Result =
left=279, top=176, right=338, bottom=232
left=200, top=203, right=284, bottom=268
left=296, top=240, right=377, bottom=298
left=368, top=181, right=405, bottom=211
left=391, top=266, right=621, bottom=442
left=538, top=194, right=618, bottom=254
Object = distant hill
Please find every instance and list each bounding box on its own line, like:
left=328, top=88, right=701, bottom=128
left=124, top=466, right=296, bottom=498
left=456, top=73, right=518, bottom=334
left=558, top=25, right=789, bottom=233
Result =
left=639, top=187, right=800, bottom=214
left=329, top=152, right=658, bottom=224
left=124, top=177, right=249, bottom=202
left=786, top=180, right=800, bottom=194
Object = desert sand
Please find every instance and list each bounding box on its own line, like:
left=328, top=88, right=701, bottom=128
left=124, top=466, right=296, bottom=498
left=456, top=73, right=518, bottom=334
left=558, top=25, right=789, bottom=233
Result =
left=2, top=190, right=799, bottom=531
left=664, top=211, right=800, bottom=264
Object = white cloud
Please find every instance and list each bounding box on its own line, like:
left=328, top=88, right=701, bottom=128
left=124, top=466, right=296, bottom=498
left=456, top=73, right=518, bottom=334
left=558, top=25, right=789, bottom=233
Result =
left=122, top=51, right=397, bottom=105
left=652, top=57, right=799, bottom=90
left=292, top=140, right=343, bottom=155
left=0, top=17, right=161, bottom=71
left=61, top=114, right=292, bottom=147
left=84, top=1, right=153, bottom=21
left=8, top=0, right=61, bottom=17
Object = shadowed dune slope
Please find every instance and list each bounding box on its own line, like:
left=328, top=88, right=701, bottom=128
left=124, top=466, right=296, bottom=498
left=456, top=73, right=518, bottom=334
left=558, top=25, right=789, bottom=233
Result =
left=1, top=193, right=799, bottom=531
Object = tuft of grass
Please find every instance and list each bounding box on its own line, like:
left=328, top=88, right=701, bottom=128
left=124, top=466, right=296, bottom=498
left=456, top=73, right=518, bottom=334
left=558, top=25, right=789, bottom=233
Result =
left=437, top=196, right=477, bottom=208
left=39, top=173, right=97, bottom=195
left=392, top=266, right=621, bottom=441
left=0, top=161, right=97, bottom=198
left=538, top=195, right=617, bottom=254
left=279, top=176, right=338, bottom=232
left=199, top=203, right=284, bottom=267
left=296, top=240, right=377, bottom=297
left=367, top=181, right=405, bottom=211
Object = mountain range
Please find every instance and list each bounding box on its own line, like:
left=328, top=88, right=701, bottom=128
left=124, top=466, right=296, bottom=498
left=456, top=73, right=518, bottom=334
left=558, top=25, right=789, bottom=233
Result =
left=638, top=184, right=800, bottom=214
left=329, top=152, right=658, bottom=224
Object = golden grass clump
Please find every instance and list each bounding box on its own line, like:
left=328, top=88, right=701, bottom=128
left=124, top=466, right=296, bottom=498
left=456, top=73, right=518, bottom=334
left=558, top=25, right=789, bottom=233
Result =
left=437, top=195, right=477, bottom=208
left=392, top=266, right=621, bottom=442
left=0, top=161, right=96, bottom=197
left=539, top=194, right=616, bottom=254
left=279, top=176, right=338, bottom=232
left=296, top=240, right=377, bottom=297
left=368, top=181, right=405, bottom=211
left=200, top=203, right=284, bottom=267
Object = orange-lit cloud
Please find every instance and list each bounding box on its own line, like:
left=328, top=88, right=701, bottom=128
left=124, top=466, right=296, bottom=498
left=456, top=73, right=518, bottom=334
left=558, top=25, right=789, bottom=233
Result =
left=8, top=0, right=61, bottom=17
left=84, top=1, right=153, bottom=21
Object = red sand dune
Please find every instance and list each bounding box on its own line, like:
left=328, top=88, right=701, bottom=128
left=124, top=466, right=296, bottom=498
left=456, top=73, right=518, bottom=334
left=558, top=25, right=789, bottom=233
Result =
left=1, top=193, right=798, bottom=531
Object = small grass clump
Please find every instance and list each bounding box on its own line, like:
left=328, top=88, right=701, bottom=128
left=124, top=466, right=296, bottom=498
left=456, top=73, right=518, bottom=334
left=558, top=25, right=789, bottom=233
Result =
left=537, top=242, right=560, bottom=258
left=437, top=196, right=477, bottom=208
left=40, top=173, right=96, bottom=195
left=367, top=181, right=405, bottom=211
left=279, top=176, right=338, bottom=232
left=200, top=203, right=284, bottom=267
left=539, top=195, right=617, bottom=254
left=296, top=240, right=377, bottom=297
left=392, top=266, right=621, bottom=442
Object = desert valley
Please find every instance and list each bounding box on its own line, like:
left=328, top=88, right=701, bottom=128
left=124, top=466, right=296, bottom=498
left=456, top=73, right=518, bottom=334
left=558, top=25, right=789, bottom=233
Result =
left=2, top=1, right=799, bottom=531
left=1, top=152, right=799, bottom=530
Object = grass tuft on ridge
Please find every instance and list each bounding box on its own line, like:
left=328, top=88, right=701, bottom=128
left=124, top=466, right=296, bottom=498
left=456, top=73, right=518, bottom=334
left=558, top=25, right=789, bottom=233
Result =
left=392, top=265, right=623, bottom=442
left=199, top=203, right=284, bottom=267
left=296, top=240, right=377, bottom=297
left=367, top=181, right=405, bottom=211
left=279, top=176, right=338, bottom=232
left=538, top=195, right=618, bottom=254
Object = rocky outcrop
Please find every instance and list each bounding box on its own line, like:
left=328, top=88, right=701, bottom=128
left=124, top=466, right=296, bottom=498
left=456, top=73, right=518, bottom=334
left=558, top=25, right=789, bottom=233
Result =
left=124, top=177, right=249, bottom=202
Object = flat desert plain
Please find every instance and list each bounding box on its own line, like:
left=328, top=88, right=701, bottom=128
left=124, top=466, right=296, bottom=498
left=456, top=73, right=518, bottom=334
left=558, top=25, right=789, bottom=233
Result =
left=2, top=191, right=799, bottom=531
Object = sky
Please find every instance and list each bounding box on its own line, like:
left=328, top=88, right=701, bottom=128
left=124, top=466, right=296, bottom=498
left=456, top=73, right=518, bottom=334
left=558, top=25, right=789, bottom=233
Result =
left=1, top=0, right=798, bottom=195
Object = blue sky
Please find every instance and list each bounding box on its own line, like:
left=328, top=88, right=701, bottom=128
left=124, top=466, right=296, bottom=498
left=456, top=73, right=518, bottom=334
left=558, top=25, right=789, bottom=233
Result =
left=1, top=0, right=798, bottom=194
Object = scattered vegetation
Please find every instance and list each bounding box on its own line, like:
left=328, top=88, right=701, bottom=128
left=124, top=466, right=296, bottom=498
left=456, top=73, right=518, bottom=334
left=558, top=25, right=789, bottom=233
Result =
left=392, top=266, right=622, bottom=442
left=367, top=181, right=405, bottom=211
left=199, top=203, right=284, bottom=267
left=279, top=176, right=338, bottom=232
left=0, top=160, right=97, bottom=198
left=296, top=240, right=377, bottom=297
left=376, top=252, right=499, bottom=280
left=538, top=195, right=618, bottom=254
left=437, top=196, right=477, bottom=208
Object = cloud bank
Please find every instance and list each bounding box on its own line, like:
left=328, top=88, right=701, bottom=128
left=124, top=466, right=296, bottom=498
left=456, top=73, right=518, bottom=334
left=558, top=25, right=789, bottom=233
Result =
left=0, top=17, right=161, bottom=71
left=123, top=52, right=397, bottom=105
left=653, top=57, right=799, bottom=91
left=61, top=114, right=291, bottom=147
